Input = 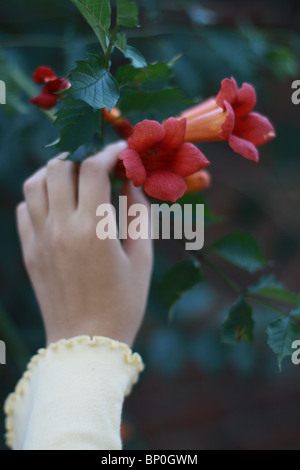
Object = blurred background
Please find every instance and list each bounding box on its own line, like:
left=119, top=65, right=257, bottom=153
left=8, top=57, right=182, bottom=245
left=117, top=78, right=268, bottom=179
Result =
left=0, top=0, right=300, bottom=450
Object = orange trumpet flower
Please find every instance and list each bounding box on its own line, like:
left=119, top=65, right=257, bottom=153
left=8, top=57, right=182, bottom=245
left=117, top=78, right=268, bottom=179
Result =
left=184, top=170, right=211, bottom=194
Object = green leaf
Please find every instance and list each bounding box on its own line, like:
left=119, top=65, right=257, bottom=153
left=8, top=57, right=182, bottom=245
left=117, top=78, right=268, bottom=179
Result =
left=114, top=32, right=127, bottom=52
left=221, top=298, right=254, bottom=345
left=70, top=0, right=111, bottom=53
left=69, top=55, right=120, bottom=111
left=248, top=276, right=300, bottom=307
left=116, top=63, right=172, bottom=91
left=291, top=304, right=300, bottom=320
left=65, top=145, right=93, bottom=163
left=210, top=231, right=267, bottom=273
left=116, top=65, right=147, bottom=87
left=119, top=88, right=191, bottom=119
left=117, top=0, right=139, bottom=28
left=141, top=63, right=173, bottom=91
left=54, top=97, right=101, bottom=154
left=124, top=45, right=147, bottom=68
left=159, top=258, right=203, bottom=314
left=267, top=316, right=300, bottom=369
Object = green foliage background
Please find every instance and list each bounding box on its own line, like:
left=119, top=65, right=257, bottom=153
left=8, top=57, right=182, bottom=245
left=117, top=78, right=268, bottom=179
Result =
left=0, top=0, right=300, bottom=450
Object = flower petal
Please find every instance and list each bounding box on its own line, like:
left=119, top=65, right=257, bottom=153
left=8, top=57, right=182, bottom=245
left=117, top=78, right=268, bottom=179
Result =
left=216, top=77, right=238, bottom=109
left=229, top=134, right=259, bottom=162
left=119, top=149, right=147, bottom=187
left=172, top=143, right=210, bottom=177
left=234, top=83, right=257, bottom=118
left=220, top=100, right=235, bottom=140
left=128, top=120, right=165, bottom=153
left=47, top=78, right=71, bottom=93
left=144, top=171, right=187, bottom=202
left=30, top=93, right=58, bottom=110
left=161, top=117, right=186, bottom=149
left=33, top=66, right=57, bottom=84
left=234, top=112, right=275, bottom=147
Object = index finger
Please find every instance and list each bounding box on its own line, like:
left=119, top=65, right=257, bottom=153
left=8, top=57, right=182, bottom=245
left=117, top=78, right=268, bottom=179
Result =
left=78, top=141, right=128, bottom=212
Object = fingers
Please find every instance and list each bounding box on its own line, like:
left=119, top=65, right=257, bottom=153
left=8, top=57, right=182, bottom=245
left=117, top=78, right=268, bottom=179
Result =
left=46, top=154, right=78, bottom=218
left=122, top=180, right=153, bottom=270
left=78, top=141, right=128, bottom=212
left=21, top=141, right=128, bottom=232
left=16, top=202, right=34, bottom=247
left=23, top=167, right=48, bottom=230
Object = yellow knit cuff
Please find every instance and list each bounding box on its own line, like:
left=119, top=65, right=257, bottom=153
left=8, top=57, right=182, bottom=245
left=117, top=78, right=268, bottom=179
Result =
left=4, top=335, right=144, bottom=449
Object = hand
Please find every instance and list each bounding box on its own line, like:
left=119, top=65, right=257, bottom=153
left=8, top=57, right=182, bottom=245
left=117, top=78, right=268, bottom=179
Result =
left=17, top=142, right=153, bottom=347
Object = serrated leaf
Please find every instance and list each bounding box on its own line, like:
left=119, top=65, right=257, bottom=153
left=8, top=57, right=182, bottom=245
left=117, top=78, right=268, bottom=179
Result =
left=221, top=298, right=254, bottom=345
left=119, top=88, right=191, bottom=119
left=267, top=317, right=300, bottom=369
left=70, top=0, right=111, bottom=53
left=211, top=231, right=267, bottom=273
left=69, top=55, right=120, bottom=111
left=248, top=276, right=300, bottom=306
left=117, top=0, right=139, bottom=28
left=124, top=45, right=147, bottom=68
left=159, top=258, right=203, bottom=314
left=54, top=96, right=101, bottom=154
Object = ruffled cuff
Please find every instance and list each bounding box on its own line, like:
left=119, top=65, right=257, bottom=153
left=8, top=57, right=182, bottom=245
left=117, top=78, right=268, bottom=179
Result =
left=4, top=336, right=144, bottom=450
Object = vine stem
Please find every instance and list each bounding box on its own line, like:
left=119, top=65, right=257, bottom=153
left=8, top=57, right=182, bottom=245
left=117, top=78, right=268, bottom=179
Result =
left=105, top=25, right=118, bottom=70
left=197, top=253, right=241, bottom=295
left=246, top=295, right=288, bottom=317
left=199, top=253, right=290, bottom=316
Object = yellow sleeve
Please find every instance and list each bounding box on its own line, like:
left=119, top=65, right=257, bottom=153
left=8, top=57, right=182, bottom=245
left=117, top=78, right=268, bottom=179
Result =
left=4, top=336, right=144, bottom=450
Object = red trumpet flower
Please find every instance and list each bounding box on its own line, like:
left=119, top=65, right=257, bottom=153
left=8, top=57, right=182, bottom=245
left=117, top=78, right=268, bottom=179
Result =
left=118, top=118, right=210, bottom=202
left=181, top=77, right=275, bottom=162
left=30, top=66, right=71, bottom=110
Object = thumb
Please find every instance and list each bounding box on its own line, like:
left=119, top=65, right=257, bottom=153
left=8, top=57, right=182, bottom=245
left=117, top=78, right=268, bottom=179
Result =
left=121, top=180, right=153, bottom=269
